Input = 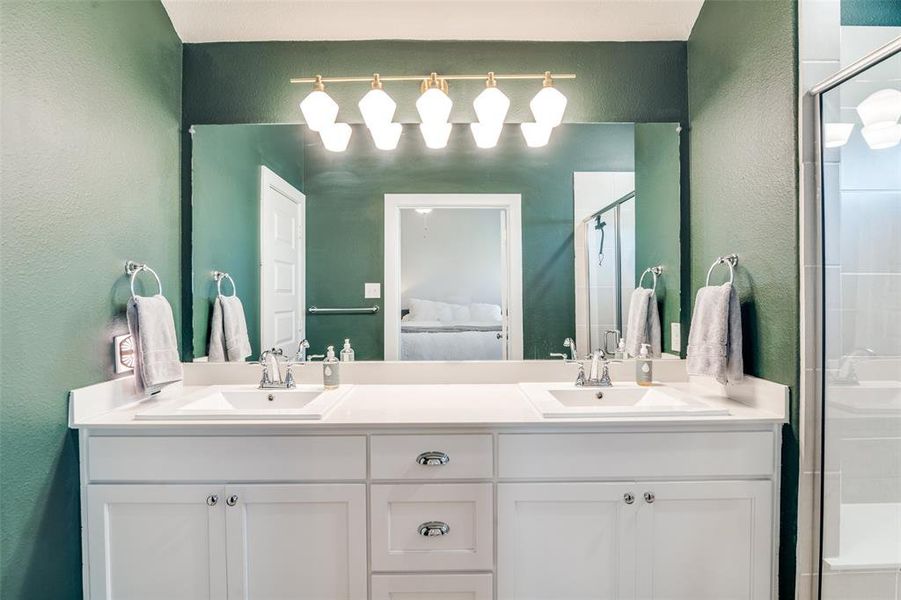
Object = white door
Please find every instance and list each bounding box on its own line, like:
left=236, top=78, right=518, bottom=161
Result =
left=634, top=480, right=772, bottom=600
left=497, top=482, right=637, bottom=600
left=260, top=166, right=305, bottom=356
left=224, top=484, right=367, bottom=600
left=86, top=484, right=226, bottom=600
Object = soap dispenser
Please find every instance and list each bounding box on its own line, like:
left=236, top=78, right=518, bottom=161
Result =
left=636, top=343, right=653, bottom=386
left=340, top=338, right=355, bottom=362
left=323, top=345, right=340, bottom=389
left=615, top=338, right=627, bottom=360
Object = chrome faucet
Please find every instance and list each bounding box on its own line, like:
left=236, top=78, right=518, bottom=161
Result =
left=551, top=339, right=614, bottom=387
left=258, top=348, right=296, bottom=389
left=832, top=348, right=876, bottom=385
left=293, top=339, right=311, bottom=363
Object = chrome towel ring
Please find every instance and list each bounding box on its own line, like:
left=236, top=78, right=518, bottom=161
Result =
left=212, top=271, right=237, bottom=297
left=705, top=254, right=739, bottom=286
left=125, top=261, right=162, bottom=299
left=638, top=265, right=663, bottom=292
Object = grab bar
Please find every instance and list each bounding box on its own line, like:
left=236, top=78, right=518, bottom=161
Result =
left=308, top=305, right=380, bottom=314
left=705, top=254, right=739, bottom=286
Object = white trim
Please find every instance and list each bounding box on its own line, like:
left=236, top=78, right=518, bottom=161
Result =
left=259, top=166, right=306, bottom=353
left=383, top=193, right=524, bottom=361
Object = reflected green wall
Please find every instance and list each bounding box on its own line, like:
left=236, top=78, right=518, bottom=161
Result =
left=634, top=123, right=683, bottom=355
left=303, top=123, right=635, bottom=359
left=688, top=1, right=799, bottom=597
left=191, top=125, right=304, bottom=359
left=841, top=0, right=901, bottom=25
left=0, top=2, right=182, bottom=598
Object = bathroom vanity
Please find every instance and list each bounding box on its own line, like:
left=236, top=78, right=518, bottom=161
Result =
left=70, top=361, right=786, bottom=600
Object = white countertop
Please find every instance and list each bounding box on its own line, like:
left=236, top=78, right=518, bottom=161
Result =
left=70, top=361, right=788, bottom=430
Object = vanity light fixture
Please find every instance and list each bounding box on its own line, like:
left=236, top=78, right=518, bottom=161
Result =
left=861, top=122, right=901, bottom=150
left=469, top=73, right=509, bottom=149
left=471, top=122, right=504, bottom=149
left=299, top=76, right=339, bottom=133
left=824, top=123, right=854, bottom=148
left=417, top=73, right=453, bottom=149
left=370, top=122, right=403, bottom=151
left=520, top=122, right=553, bottom=148
left=320, top=122, right=352, bottom=152
left=529, top=72, right=568, bottom=128
left=358, top=74, right=397, bottom=130
left=856, top=89, right=901, bottom=129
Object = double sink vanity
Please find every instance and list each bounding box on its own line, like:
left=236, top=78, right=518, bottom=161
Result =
left=70, top=360, right=786, bottom=600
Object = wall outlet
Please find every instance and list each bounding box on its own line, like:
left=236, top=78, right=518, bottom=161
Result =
left=365, top=283, right=381, bottom=299
left=671, top=323, right=681, bottom=353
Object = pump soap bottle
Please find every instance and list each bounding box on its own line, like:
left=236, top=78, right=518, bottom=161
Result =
left=340, top=338, right=355, bottom=362
left=636, top=343, right=653, bottom=386
left=323, top=345, right=340, bottom=389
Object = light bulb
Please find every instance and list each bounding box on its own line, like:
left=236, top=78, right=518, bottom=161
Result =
left=300, top=88, right=339, bottom=133
left=824, top=123, right=854, bottom=148
left=415, top=208, right=433, bottom=215
left=861, top=122, right=901, bottom=150
left=856, top=88, right=901, bottom=128
left=520, top=122, right=552, bottom=148
left=473, top=87, right=510, bottom=126
left=530, top=85, right=567, bottom=127
left=416, top=88, right=453, bottom=125
left=319, top=122, right=352, bottom=152
left=470, top=122, right=503, bottom=149
left=358, top=88, right=396, bottom=130
left=419, top=122, right=452, bottom=149
left=370, top=122, right=402, bottom=151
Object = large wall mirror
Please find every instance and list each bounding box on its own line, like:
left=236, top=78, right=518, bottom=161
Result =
left=189, top=122, right=682, bottom=362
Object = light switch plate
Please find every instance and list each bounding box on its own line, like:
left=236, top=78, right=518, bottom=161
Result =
left=365, top=283, right=381, bottom=299
left=671, top=323, right=681, bottom=353
left=114, top=334, right=135, bottom=374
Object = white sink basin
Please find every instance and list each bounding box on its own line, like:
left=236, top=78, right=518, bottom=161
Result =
left=135, top=384, right=352, bottom=420
left=519, top=382, right=729, bottom=418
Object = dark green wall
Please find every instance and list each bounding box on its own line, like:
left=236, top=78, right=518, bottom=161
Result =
left=183, top=41, right=687, bottom=126
left=303, top=123, right=635, bottom=359
left=191, top=125, right=305, bottom=359
left=841, top=0, right=901, bottom=25
left=687, top=1, right=799, bottom=598
left=634, top=123, right=683, bottom=356
left=0, top=2, right=182, bottom=598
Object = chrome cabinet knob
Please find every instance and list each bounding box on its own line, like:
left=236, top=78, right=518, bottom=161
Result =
left=418, top=521, right=450, bottom=537
left=226, top=494, right=239, bottom=507
left=206, top=494, right=219, bottom=506
left=644, top=492, right=655, bottom=504
left=624, top=492, right=635, bottom=505
left=416, top=451, right=450, bottom=466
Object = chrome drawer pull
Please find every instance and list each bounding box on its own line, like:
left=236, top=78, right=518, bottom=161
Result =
left=416, top=451, right=450, bottom=466
left=624, top=492, right=635, bottom=505
left=418, top=521, right=450, bottom=537
left=206, top=494, right=219, bottom=506
left=226, top=494, right=239, bottom=507
left=644, top=491, right=655, bottom=504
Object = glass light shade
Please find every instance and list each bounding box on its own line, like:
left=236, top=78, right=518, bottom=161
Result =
left=419, top=122, right=453, bottom=149
left=300, top=90, right=339, bottom=132
left=824, top=123, right=854, bottom=148
left=416, top=88, right=453, bottom=125
left=529, top=86, right=567, bottom=127
left=319, top=122, right=352, bottom=152
left=473, top=87, right=510, bottom=125
left=861, top=122, right=901, bottom=150
left=358, top=88, right=397, bottom=130
left=470, top=122, right=503, bottom=149
left=856, top=89, right=901, bottom=127
left=370, top=122, right=402, bottom=151
left=520, top=122, right=553, bottom=148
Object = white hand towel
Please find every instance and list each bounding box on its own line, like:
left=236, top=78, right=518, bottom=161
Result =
left=208, top=295, right=251, bottom=362
left=126, top=294, right=183, bottom=394
left=687, top=283, right=743, bottom=384
left=624, top=288, right=662, bottom=358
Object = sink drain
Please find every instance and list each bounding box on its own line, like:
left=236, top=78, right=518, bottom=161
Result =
left=595, top=391, right=604, bottom=399
left=267, top=394, right=274, bottom=401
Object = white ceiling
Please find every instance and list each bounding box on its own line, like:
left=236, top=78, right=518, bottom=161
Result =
left=162, top=0, right=705, bottom=43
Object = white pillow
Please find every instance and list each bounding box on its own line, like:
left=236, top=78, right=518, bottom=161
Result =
left=407, top=298, right=471, bottom=322
left=470, top=303, right=502, bottom=322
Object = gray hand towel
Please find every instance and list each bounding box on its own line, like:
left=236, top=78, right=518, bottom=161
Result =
left=126, top=294, right=183, bottom=394
left=624, top=287, right=662, bottom=358
left=687, top=283, right=743, bottom=384
left=220, top=295, right=251, bottom=361
left=208, top=296, right=227, bottom=362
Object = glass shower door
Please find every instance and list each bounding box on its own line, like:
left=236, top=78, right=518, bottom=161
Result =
left=818, top=47, right=901, bottom=598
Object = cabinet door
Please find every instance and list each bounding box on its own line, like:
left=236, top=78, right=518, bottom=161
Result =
left=225, top=483, right=367, bottom=600
left=635, top=480, right=772, bottom=600
left=86, top=484, right=227, bottom=600
left=498, top=482, right=637, bottom=600
left=371, top=574, right=493, bottom=600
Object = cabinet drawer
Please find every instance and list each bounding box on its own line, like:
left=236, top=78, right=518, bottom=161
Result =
left=371, top=574, right=493, bottom=600
left=370, top=434, right=493, bottom=480
left=87, top=436, right=366, bottom=482
left=370, top=483, right=493, bottom=572
left=499, top=431, right=774, bottom=479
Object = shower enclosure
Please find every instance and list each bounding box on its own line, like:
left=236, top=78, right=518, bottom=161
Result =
left=812, top=39, right=901, bottom=598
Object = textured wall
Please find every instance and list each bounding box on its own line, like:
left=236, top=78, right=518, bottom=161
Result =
left=0, top=2, right=182, bottom=598
left=687, top=1, right=799, bottom=597
left=191, top=125, right=305, bottom=359
left=841, top=0, right=901, bottom=26
left=634, top=123, right=683, bottom=355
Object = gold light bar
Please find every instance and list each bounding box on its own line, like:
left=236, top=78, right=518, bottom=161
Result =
left=290, top=71, right=576, bottom=84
